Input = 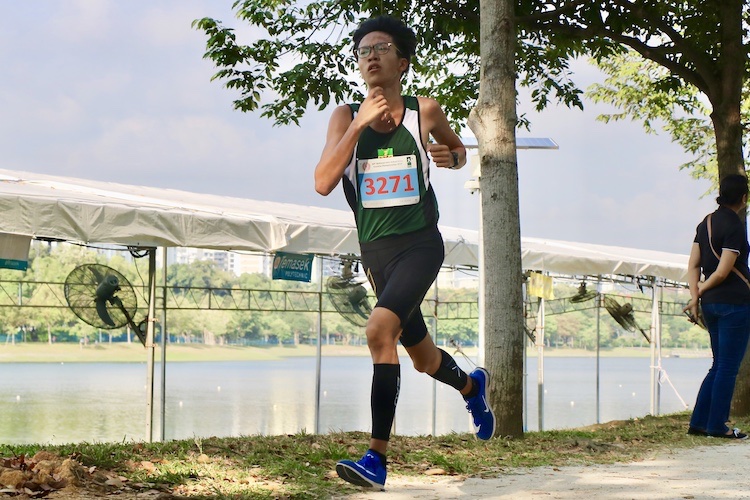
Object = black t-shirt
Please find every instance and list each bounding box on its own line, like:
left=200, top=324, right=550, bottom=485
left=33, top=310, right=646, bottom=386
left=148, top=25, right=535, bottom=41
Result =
left=694, top=206, right=750, bottom=304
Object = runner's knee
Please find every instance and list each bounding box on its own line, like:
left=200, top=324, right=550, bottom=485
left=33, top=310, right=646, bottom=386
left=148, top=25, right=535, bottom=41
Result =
left=365, top=323, right=398, bottom=353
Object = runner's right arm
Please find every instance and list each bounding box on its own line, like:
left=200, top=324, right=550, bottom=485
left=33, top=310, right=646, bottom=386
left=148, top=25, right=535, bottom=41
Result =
left=314, top=88, right=391, bottom=196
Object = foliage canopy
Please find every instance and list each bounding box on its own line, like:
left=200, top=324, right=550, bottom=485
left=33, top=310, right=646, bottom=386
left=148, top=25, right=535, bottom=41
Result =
left=194, top=1, right=748, bottom=181
left=191, top=0, right=607, bottom=128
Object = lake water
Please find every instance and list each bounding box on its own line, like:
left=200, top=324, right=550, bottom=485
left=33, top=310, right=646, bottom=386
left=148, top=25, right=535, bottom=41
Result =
left=0, top=356, right=710, bottom=444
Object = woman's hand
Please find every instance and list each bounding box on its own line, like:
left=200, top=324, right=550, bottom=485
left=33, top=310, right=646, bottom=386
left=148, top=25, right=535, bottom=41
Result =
left=683, top=285, right=704, bottom=325
left=683, top=298, right=700, bottom=323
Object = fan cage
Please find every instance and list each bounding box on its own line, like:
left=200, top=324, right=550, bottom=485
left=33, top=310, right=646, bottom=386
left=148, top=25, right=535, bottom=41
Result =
left=64, top=264, right=138, bottom=330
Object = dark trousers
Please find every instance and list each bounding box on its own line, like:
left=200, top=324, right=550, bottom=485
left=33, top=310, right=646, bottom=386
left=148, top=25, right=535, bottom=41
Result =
left=690, top=302, right=750, bottom=434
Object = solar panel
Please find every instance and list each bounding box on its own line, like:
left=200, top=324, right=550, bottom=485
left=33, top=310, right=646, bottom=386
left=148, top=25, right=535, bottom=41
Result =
left=460, top=137, right=558, bottom=150
left=517, top=137, right=559, bottom=150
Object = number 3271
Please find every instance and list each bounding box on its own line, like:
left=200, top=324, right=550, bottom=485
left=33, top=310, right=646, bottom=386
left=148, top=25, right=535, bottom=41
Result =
left=362, top=174, right=415, bottom=196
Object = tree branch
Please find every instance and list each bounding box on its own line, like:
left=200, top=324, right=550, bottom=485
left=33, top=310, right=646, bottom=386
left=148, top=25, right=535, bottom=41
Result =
left=515, top=0, right=590, bottom=24
left=519, top=18, right=711, bottom=96
left=610, top=0, right=719, bottom=93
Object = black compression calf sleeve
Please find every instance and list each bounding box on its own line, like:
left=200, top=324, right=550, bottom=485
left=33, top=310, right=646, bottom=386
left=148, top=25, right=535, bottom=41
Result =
left=371, top=363, right=400, bottom=442
left=429, top=348, right=469, bottom=392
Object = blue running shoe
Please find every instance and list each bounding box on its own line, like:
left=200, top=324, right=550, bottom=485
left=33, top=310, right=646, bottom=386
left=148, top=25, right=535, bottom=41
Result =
left=336, top=449, right=386, bottom=490
left=465, top=367, right=496, bottom=440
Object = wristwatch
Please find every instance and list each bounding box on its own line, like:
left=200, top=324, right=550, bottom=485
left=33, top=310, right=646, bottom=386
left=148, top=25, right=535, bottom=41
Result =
left=450, top=151, right=460, bottom=169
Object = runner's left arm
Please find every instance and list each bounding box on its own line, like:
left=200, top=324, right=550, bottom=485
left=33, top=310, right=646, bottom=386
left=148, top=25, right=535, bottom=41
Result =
left=419, top=97, right=466, bottom=170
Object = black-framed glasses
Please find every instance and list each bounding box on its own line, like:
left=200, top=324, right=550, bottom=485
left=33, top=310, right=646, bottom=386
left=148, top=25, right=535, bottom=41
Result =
left=354, top=42, right=393, bottom=59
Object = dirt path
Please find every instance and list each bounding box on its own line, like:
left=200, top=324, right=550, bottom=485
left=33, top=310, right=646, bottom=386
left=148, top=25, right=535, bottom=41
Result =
left=338, top=443, right=750, bottom=499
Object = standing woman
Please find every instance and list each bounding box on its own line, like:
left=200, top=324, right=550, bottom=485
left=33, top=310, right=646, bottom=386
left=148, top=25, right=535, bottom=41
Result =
left=314, top=15, right=495, bottom=490
left=685, top=174, right=750, bottom=439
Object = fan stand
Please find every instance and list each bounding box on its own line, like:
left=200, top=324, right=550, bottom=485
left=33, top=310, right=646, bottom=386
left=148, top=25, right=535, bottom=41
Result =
left=604, top=296, right=651, bottom=343
left=569, top=281, right=597, bottom=303
left=63, top=250, right=160, bottom=442
left=325, top=257, right=371, bottom=328
left=111, top=297, right=147, bottom=346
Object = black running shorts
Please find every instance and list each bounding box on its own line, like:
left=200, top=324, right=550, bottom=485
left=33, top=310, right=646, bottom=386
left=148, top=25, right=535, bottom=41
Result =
left=360, top=226, right=444, bottom=347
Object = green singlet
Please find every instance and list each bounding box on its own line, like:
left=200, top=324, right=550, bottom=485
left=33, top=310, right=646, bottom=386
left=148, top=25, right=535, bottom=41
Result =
left=342, top=96, right=439, bottom=243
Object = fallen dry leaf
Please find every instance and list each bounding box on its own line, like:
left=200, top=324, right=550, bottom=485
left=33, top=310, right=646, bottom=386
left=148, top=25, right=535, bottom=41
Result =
left=424, top=468, right=447, bottom=476
left=140, top=461, right=158, bottom=473
left=104, top=477, right=125, bottom=487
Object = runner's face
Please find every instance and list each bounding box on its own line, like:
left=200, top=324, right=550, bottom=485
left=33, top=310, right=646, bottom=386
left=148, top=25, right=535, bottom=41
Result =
left=356, top=31, right=406, bottom=87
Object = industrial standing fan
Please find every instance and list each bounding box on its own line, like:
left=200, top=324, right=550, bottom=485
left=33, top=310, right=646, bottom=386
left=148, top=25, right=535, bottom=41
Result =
left=569, top=281, right=597, bottom=303
left=325, top=259, right=372, bottom=327
left=603, top=295, right=650, bottom=342
left=64, top=264, right=147, bottom=345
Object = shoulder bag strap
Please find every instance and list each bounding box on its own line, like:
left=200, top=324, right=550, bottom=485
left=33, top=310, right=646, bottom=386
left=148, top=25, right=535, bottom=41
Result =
left=707, top=214, right=750, bottom=290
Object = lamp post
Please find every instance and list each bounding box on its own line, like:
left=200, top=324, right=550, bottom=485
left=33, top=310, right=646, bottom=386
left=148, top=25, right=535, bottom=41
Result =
left=462, top=137, right=558, bottom=367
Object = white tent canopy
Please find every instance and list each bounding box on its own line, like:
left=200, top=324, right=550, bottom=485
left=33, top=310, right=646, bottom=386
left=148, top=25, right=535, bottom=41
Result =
left=0, top=169, right=355, bottom=256
left=0, top=169, right=688, bottom=282
left=521, top=237, right=688, bottom=283
left=0, top=168, right=690, bottom=441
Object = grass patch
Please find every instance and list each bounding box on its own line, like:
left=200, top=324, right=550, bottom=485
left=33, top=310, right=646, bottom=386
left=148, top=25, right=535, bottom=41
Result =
left=1, top=412, right=740, bottom=499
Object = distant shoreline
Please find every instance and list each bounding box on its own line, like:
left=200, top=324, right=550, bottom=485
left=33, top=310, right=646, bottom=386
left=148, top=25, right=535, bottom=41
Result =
left=0, top=343, right=710, bottom=363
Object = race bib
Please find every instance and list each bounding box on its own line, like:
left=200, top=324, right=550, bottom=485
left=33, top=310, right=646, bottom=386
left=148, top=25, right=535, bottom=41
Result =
left=357, top=155, right=420, bottom=208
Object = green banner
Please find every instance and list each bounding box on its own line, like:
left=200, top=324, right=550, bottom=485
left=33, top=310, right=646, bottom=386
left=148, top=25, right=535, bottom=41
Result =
left=272, top=252, right=314, bottom=282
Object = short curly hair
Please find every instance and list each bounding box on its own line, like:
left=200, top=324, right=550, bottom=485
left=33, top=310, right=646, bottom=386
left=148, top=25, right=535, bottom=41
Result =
left=352, top=15, right=417, bottom=74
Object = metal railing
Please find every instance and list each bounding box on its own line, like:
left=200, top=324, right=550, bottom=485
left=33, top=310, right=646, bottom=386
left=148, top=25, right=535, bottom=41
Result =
left=0, top=279, right=479, bottom=319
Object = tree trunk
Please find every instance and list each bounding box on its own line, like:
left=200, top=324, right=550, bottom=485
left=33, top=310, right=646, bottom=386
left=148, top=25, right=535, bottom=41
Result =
left=467, top=0, right=525, bottom=437
left=725, top=73, right=750, bottom=413
left=711, top=0, right=745, bottom=181
left=710, top=107, right=744, bottom=180
left=711, top=0, right=750, bottom=418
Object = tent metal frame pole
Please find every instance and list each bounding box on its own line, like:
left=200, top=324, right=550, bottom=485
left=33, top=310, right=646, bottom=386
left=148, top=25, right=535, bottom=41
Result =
left=145, top=248, right=157, bottom=443
left=595, top=277, right=602, bottom=424
left=477, top=190, right=485, bottom=368
left=523, top=330, right=528, bottom=432
left=159, top=246, right=168, bottom=441
left=649, top=282, right=657, bottom=415
left=650, top=280, right=662, bottom=415
left=657, top=284, right=663, bottom=414
left=522, top=281, right=528, bottom=432
left=431, top=282, right=438, bottom=437
left=537, top=297, right=545, bottom=431
left=314, top=257, right=323, bottom=434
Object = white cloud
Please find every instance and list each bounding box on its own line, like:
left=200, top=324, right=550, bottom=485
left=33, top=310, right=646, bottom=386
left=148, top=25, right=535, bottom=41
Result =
left=46, top=1, right=114, bottom=44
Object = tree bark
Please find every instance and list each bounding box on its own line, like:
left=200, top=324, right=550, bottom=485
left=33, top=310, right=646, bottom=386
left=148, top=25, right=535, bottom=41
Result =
left=718, top=90, right=749, bottom=415
left=710, top=0, right=745, bottom=181
left=711, top=111, right=745, bottom=180
left=468, top=0, right=525, bottom=437
left=711, top=0, right=750, bottom=417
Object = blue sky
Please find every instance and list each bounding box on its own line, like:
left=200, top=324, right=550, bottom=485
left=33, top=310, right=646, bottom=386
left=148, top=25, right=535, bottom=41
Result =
left=0, top=1, right=716, bottom=254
